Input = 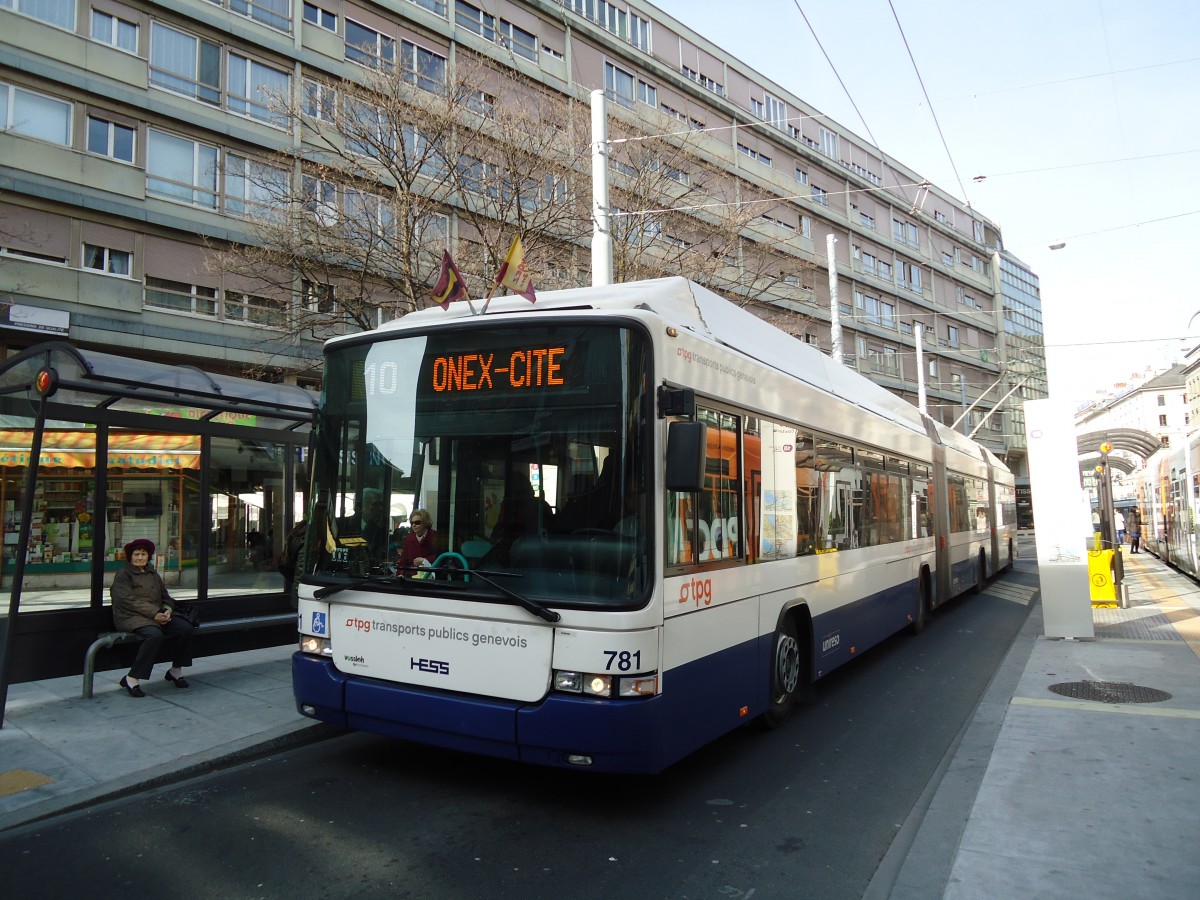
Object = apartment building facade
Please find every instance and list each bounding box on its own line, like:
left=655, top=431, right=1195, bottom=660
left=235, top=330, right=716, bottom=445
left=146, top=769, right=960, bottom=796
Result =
left=0, top=0, right=1041, bottom=456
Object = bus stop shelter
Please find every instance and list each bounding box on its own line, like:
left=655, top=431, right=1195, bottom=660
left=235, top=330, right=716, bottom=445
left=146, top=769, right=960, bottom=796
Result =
left=0, top=342, right=318, bottom=723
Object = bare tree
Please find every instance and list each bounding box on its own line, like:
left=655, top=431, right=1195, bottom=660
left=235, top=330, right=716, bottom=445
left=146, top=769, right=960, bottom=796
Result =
left=213, top=51, right=593, bottom=345
left=602, top=107, right=818, bottom=320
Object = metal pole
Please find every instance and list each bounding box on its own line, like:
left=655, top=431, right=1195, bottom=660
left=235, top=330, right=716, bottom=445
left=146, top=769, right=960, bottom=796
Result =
left=915, top=322, right=927, bottom=414
left=827, top=234, right=842, bottom=364
left=0, top=390, right=50, bottom=726
left=590, top=89, right=612, bottom=287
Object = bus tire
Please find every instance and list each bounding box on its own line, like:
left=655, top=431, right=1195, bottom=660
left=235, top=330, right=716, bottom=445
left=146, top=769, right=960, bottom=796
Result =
left=762, top=616, right=804, bottom=729
left=908, top=568, right=931, bottom=635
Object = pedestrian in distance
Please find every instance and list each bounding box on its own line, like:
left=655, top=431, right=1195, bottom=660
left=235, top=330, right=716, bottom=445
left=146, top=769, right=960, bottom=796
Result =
left=1127, top=508, right=1142, bottom=554
left=1115, top=509, right=1126, bottom=545
left=110, top=538, right=196, bottom=697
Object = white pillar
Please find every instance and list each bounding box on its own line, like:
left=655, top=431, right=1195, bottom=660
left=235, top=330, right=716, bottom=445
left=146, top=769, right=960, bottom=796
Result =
left=591, top=89, right=613, bottom=287
left=827, top=234, right=842, bottom=363
left=915, top=322, right=927, bottom=414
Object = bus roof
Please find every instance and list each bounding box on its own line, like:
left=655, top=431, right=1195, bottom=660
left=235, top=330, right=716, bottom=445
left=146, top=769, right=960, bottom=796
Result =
left=361, top=277, right=934, bottom=436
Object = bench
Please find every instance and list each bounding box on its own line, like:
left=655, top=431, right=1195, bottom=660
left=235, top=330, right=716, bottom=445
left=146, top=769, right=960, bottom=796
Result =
left=81, top=612, right=298, bottom=699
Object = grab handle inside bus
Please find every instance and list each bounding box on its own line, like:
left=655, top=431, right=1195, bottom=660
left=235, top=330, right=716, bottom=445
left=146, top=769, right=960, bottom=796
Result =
left=666, top=420, right=707, bottom=492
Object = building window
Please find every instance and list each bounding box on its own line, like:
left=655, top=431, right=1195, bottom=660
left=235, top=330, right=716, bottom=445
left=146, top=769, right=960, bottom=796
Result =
left=345, top=19, right=395, bottom=67
left=303, top=1, right=336, bottom=31
left=892, top=217, right=919, bottom=248
left=302, top=279, right=336, bottom=313
left=225, top=155, right=288, bottom=218
left=795, top=168, right=808, bottom=185
left=1159, top=414, right=1168, bottom=427
left=1157, top=394, right=1166, bottom=406
left=605, top=61, right=635, bottom=107
left=225, top=291, right=288, bottom=328
left=83, top=244, right=132, bottom=276
left=205, top=0, right=291, bottom=33
left=629, top=12, right=651, bottom=52
left=764, top=94, right=786, bottom=130
left=145, top=277, right=218, bottom=317
left=149, top=23, right=221, bottom=105
left=90, top=10, right=138, bottom=53
left=819, top=126, right=838, bottom=159
left=456, top=1, right=496, bottom=39
left=637, top=79, right=656, bottom=107
left=302, top=79, right=336, bottom=121
left=947, top=325, right=959, bottom=348
left=407, top=0, right=447, bottom=15
left=302, top=175, right=338, bottom=224
left=146, top=129, right=218, bottom=208
left=860, top=212, right=875, bottom=229
left=227, top=54, right=290, bottom=125
left=737, top=144, right=771, bottom=166
left=682, top=66, right=723, bottom=97
left=811, top=185, right=828, bottom=206
left=4, top=0, right=74, bottom=29
left=498, top=20, right=538, bottom=61
left=800, top=215, right=812, bottom=238
left=401, top=41, right=447, bottom=92
left=0, top=82, right=72, bottom=145
left=86, top=115, right=136, bottom=162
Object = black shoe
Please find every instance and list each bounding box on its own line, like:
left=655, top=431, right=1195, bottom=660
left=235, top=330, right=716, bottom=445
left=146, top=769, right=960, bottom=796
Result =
left=165, top=671, right=190, bottom=689
left=119, top=676, right=146, bottom=698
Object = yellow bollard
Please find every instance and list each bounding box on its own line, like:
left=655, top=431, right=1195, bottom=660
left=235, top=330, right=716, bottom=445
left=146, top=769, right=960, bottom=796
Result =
left=1088, top=549, right=1117, bottom=606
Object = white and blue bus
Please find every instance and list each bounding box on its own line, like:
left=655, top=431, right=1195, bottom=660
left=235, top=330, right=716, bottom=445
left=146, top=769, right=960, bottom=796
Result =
left=293, top=277, right=1015, bottom=773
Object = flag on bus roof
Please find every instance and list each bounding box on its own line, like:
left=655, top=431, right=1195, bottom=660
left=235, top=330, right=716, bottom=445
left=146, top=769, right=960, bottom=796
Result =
left=431, top=251, right=468, bottom=310
left=494, top=235, right=536, bottom=303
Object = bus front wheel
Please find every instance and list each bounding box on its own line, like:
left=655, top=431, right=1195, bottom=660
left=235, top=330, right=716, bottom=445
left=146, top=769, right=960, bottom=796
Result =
left=762, top=617, right=803, bottom=729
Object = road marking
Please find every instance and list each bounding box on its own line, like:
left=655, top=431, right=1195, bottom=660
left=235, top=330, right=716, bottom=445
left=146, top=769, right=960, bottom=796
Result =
left=0, top=768, right=54, bottom=798
left=985, top=583, right=1037, bottom=605
left=1012, top=696, right=1200, bottom=720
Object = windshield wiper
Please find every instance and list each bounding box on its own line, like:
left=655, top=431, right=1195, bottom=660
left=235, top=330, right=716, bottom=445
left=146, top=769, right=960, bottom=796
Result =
left=312, top=567, right=401, bottom=600
left=395, top=564, right=561, bottom=623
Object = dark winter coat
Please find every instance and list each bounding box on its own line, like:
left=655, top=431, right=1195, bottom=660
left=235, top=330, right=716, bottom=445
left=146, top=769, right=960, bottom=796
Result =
left=110, top=563, right=176, bottom=631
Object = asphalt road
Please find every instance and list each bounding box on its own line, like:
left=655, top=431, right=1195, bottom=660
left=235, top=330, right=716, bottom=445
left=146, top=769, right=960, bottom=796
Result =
left=0, top=566, right=1034, bottom=900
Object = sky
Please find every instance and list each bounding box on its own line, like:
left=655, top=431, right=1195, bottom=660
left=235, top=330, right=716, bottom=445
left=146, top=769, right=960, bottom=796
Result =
left=652, top=0, right=1200, bottom=407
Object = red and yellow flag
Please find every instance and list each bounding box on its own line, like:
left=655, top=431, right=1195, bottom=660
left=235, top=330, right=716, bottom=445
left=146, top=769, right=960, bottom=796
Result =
left=431, top=251, right=468, bottom=310
left=494, top=235, right=536, bottom=303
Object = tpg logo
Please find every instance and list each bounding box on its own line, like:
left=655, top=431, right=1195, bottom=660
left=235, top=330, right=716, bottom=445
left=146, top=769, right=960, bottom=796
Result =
left=411, top=657, right=450, bottom=675
left=678, top=576, right=713, bottom=607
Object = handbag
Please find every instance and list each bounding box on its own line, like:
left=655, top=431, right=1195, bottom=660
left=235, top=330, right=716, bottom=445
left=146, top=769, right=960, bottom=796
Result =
left=172, top=602, right=201, bottom=627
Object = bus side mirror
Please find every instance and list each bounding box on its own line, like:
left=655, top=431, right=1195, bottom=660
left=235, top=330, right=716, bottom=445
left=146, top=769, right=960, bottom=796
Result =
left=665, top=421, right=707, bottom=492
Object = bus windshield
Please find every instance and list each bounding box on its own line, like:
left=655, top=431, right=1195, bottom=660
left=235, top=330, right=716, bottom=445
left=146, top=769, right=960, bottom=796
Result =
left=308, top=322, right=652, bottom=608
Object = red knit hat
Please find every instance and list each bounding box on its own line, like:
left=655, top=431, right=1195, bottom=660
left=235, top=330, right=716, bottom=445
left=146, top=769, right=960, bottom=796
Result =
left=124, top=538, right=155, bottom=558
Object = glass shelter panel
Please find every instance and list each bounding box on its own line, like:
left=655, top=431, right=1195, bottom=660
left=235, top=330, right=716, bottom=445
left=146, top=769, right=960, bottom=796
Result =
left=208, top=436, right=289, bottom=596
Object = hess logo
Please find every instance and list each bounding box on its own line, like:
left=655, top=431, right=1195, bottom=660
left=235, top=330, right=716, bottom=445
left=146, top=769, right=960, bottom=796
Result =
left=411, top=657, right=450, bottom=675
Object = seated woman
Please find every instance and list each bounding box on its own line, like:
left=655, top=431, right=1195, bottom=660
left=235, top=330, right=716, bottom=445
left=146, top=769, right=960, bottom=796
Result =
left=397, top=508, right=442, bottom=573
left=111, top=538, right=196, bottom=697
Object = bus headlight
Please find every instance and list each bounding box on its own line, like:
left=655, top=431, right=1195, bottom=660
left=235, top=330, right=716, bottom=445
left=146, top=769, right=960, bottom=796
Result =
left=618, top=674, right=659, bottom=697
left=584, top=674, right=612, bottom=697
left=300, top=635, right=332, bottom=656
left=553, top=670, right=656, bottom=699
left=554, top=670, right=583, bottom=693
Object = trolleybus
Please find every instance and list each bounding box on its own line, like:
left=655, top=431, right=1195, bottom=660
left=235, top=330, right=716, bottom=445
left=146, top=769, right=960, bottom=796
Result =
left=292, top=277, right=1015, bottom=773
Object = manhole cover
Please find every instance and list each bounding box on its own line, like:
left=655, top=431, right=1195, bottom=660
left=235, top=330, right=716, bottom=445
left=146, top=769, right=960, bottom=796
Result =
left=1048, top=681, right=1172, bottom=704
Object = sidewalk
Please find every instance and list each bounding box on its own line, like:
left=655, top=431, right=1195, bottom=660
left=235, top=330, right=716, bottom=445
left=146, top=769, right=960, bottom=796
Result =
left=3, top=539, right=1200, bottom=900
left=880, top=536, right=1200, bottom=899
left=0, top=644, right=331, bottom=831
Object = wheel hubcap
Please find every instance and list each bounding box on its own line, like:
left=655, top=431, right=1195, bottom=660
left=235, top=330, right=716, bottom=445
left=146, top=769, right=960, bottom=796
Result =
left=774, top=634, right=800, bottom=700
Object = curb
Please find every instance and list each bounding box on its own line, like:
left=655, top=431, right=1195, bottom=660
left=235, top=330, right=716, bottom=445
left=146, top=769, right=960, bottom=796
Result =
left=0, top=721, right=342, bottom=834
left=865, top=581, right=1042, bottom=899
